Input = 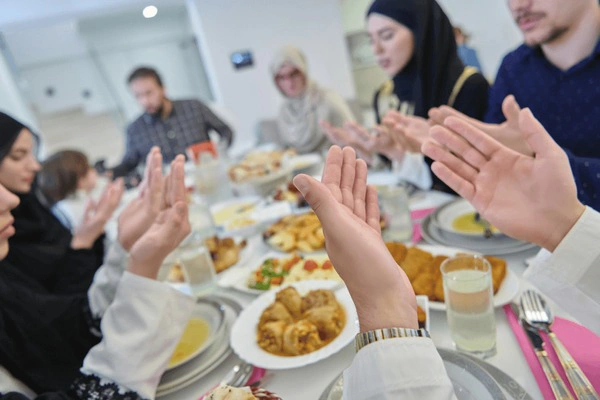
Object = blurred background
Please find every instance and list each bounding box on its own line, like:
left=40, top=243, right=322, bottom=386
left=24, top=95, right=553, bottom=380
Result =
left=0, top=0, right=522, bottom=164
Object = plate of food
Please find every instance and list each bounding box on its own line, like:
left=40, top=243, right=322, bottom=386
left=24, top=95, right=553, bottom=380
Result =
left=204, top=385, right=281, bottom=400
left=210, top=196, right=261, bottom=232
left=433, top=199, right=504, bottom=238
left=204, top=235, right=248, bottom=274
left=288, top=153, right=322, bottom=175
left=231, top=251, right=343, bottom=295
left=167, top=299, right=226, bottom=370
left=263, top=212, right=326, bottom=253
left=230, top=280, right=359, bottom=370
left=228, top=149, right=296, bottom=197
left=272, top=180, right=308, bottom=209
left=385, top=243, right=519, bottom=311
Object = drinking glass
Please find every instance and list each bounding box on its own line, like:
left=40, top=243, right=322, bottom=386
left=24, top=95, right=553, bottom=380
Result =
left=179, top=245, right=217, bottom=297
left=441, top=254, right=497, bottom=358
left=378, top=185, right=413, bottom=242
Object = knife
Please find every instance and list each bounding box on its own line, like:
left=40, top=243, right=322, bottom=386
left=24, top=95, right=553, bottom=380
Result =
left=511, top=303, right=574, bottom=400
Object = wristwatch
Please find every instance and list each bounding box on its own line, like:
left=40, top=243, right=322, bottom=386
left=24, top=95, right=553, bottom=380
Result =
left=355, top=327, right=430, bottom=352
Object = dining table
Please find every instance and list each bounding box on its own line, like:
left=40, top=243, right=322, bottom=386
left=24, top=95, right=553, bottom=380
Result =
left=153, top=162, right=579, bottom=400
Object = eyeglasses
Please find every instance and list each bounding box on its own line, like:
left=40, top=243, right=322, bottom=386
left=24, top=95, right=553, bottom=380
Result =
left=275, top=69, right=303, bottom=82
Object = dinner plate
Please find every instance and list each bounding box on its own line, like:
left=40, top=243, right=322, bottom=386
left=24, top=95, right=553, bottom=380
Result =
left=166, top=299, right=226, bottom=370
left=411, top=245, right=519, bottom=311
left=289, top=153, right=323, bottom=175
left=421, top=214, right=538, bottom=255
left=230, top=280, right=359, bottom=370
left=433, top=199, right=504, bottom=238
left=319, top=348, right=506, bottom=400
left=156, top=296, right=242, bottom=397
left=228, top=251, right=342, bottom=295
left=209, top=195, right=261, bottom=227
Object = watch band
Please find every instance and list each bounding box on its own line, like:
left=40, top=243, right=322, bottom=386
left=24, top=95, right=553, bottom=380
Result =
left=355, top=327, right=430, bottom=352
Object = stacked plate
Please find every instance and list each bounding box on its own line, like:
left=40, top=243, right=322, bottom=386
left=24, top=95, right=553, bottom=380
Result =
left=421, top=199, right=538, bottom=255
left=156, top=296, right=242, bottom=397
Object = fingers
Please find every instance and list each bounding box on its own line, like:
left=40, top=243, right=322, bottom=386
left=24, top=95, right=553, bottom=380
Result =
left=518, top=108, right=559, bottom=157
left=429, top=123, right=489, bottom=169
left=340, top=147, right=357, bottom=209
left=167, top=155, right=186, bottom=207
left=430, top=162, right=475, bottom=201
left=442, top=117, right=505, bottom=161
left=143, top=147, right=162, bottom=185
left=502, top=95, right=521, bottom=122
left=321, top=146, right=344, bottom=203
left=365, top=185, right=381, bottom=234
left=352, top=159, right=368, bottom=221
left=421, top=138, right=479, bottom=184
left=293, top=174, right=335, bottom=221
left=147, top=165, right=163, bottom=214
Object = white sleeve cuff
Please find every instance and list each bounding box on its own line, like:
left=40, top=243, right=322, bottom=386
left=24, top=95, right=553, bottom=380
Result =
left=392, top=153, right=432, bottom=190
left=524, top=206, right=600, bottom=335
left=343, top=337, right=456, bottom=400
left=87, top=241, right=129, bottom=317
left=82, top=271, right=195, bottom=399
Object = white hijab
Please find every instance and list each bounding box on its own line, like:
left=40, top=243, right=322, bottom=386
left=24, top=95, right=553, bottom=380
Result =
left=270, top=46, right=330, bottom=153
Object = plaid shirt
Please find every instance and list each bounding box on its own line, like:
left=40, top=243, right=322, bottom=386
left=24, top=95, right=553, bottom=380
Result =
left=112, top=99, right=233, bottom=176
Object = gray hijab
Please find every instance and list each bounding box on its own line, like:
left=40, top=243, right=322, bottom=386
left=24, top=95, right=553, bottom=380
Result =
left=270, top=46, right=331, bottom=153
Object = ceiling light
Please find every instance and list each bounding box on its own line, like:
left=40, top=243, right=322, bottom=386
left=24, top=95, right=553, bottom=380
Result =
left=143, top=5, right=158, bottom=18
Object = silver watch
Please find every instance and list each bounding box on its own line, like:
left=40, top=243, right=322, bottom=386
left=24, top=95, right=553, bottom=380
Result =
left=355, top=327, right=430, bottom=352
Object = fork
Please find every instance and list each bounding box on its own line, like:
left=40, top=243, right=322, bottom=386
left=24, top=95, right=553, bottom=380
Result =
left=521, top=290, right=599, bottom=400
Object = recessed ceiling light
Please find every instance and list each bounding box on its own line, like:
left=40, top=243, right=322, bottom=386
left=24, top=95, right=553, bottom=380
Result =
left=143, top=5, right=158, bottom=18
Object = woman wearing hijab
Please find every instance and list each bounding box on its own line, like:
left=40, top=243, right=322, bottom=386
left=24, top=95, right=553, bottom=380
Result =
left=270, top=45, right=356, bottom=154
left=322, top=0, right=489, bottom=191
left=0, top=150, right=195, bottom=398
left=0, top=112, right=116, bottom=294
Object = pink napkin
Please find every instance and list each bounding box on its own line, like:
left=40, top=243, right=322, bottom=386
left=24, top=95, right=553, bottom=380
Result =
left=411, top=207, right=436, bottom=243
left=504, top=305, right=600, bottom=398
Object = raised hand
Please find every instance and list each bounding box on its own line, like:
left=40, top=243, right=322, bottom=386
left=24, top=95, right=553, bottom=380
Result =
left=117, top=147, right=164, bottom=251
left=320, top=120, right=376, bottom=163
left=428, top=95, right=534, bottom=156
left=382, top=110, right=430, bottom=153
left=128, top=155, right=191, bottom=279
left=293, top=146, right=418, bottom=332
left=422, top=108, right=585, bottom=251
left=71, top=179, right=124, bottom=249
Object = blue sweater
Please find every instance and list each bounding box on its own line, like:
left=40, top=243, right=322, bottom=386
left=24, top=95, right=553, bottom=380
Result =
left=485, top=39, right=600, bottom=210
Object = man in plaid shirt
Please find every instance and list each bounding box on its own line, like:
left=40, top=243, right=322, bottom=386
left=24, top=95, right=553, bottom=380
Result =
left=111, top=67, right=233, bottom=177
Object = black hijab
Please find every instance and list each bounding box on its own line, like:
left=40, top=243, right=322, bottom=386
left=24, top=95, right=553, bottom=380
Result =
left=368, top=0, right=465, bottom=117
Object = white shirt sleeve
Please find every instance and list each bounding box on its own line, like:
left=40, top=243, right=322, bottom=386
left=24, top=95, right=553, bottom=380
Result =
left=87, top=241, right=129, bottom=317
left=524, top=206, right=600, bottom=335
left=392, top=154, right=432, bottom=190
left=343, top=337, right=456, bottom=400
left=81, top=271, right=195, bottom=399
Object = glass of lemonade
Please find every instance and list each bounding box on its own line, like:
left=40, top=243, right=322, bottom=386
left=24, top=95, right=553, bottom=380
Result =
left=441, top=254, right=497, bottom=358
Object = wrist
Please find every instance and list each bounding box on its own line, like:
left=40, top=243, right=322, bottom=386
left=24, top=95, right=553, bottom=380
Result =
left=71, top=235, right=94, bottom=250
left=350, top=287, right=418, bottom=333
left=127, top=254, right=160, bottom=280
left=541, top=202, right=585, bottom=252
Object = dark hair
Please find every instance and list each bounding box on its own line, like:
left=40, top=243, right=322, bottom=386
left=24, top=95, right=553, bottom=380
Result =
left=127, top=66, right=163, bottom=87
left=38, top=150, right=90, bottom=205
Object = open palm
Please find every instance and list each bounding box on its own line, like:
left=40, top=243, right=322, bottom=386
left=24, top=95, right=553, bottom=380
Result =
left=293, top=146, right=417, bottom=331
left=423, top=109, right=584, bottom=250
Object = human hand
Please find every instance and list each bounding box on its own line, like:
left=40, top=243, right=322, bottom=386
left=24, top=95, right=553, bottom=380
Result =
left=429, top=95, right=534, bottom=156
left=293, top=146, right=417, bottom=332
left=382, top=110, right=430, bottom=153
left=128, top=155, right=191, bottom=279
left=117, top=147, right=164, bottom=251
left=71, top=179, right=124, bottom=249
left=320, top=120, right=376, bottom=163
left=422, top=108, right=584, bottom=251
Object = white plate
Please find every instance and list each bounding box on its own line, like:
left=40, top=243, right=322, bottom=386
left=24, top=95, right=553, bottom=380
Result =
left=167, top=299, right=226, bottom=370
left=229, top=251, right=341, bottom=295
left=156, top=297, right=242, bottom=395
left=209, top=196, right=261, bottom=227
left=289, top=153, right=322, bottom=175
left=410, top=245, right=519, bottom=311
left=421, top=215, right=538, bottom=256
left=230, top=280, right=359, bottom=370
left=434, top=199, right=504, bottom=238
left=319, top=348, right=506, bottom=400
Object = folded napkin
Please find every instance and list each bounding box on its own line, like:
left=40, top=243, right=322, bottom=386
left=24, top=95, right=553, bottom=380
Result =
left=504, top=305, right=600, bottom=398
left=410, top=207, right=437, bottom=243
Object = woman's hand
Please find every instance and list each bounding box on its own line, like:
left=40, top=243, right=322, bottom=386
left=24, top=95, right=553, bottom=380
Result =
left=382, top=110, right=431, bottom=153
left=117, top=147, right=164, bottom=251
left=293, top=146, right=418, bottom=332
left=127, top=155, right=191, bottom=279
left=71, top=179, right=124, bottom=249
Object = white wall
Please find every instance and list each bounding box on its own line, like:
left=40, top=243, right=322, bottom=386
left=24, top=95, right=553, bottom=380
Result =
left=187, top=0, right=356, bottom=154
left=0, top=52, right=37, bottom=127
left=340, top=0, right=524, bottom=80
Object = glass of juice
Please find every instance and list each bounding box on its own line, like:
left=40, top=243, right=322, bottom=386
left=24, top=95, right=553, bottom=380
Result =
left=441, top=254, right=497, bottom=358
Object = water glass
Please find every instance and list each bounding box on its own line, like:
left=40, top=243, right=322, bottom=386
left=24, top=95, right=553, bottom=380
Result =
left=441, top=255, right=497, bottom=358
left=179, top=246, right=216, bottom=297
left=378, top=185, right=413, bottom=242
left=188, top=198, right=217, bottom=241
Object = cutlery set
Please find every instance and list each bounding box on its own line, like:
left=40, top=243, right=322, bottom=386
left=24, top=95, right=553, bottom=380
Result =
left=513, top=290, right=599, bottom=400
